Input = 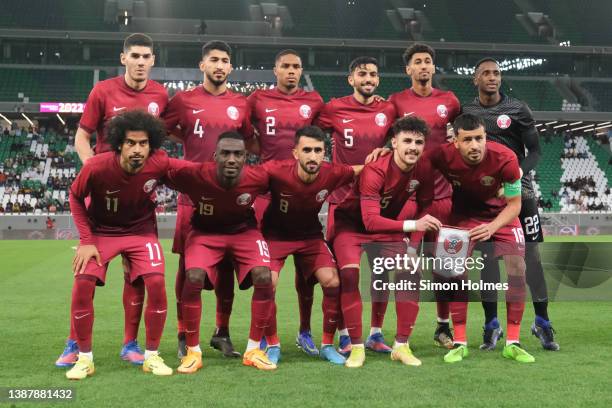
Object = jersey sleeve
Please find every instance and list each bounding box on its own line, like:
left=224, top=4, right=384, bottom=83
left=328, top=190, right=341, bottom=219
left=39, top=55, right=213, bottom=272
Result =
left=330, top=163, right=357, bottom=189
left=69, top=165, right=94, bottom=244
left=314, top=101, right=334, bottom=130
left=447, top=92, right=461, bottom=122
left=163, top=93, right=184, bottom=139
left=517, top=102, right=541, bottom=174
left=359, top=166, right=405, bottom=233
left=79, top=84, right=104, bottom=134
left=239, top=103, right=255, bottom=140
left=500, top=153, right=522, bottom=183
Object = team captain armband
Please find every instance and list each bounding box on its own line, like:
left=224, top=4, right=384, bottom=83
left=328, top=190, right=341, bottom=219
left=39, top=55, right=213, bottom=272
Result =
left=503, top=179, right=521, bottom=198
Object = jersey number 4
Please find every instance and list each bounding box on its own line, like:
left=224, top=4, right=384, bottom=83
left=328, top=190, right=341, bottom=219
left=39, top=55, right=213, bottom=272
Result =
left=194, top=119, right=204, bottom=138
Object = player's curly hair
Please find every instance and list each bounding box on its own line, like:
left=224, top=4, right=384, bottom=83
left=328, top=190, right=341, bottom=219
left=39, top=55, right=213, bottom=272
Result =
left=402, top=43, right=435, bottom=66
left=391, top=115, right=431, bottom=139
left=106, top=110, right=165, bottom=153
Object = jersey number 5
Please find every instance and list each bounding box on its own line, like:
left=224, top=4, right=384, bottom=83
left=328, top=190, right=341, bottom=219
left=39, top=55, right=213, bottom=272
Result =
left=343, top=129, right=354, bottom=147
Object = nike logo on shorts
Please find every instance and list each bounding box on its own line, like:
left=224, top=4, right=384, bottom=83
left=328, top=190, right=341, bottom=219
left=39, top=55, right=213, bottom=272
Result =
left=151, top=262, right=163, bottom=267
left=75, top=313, right=91, bottom=320
left=192, top=109, right=205, bottom=114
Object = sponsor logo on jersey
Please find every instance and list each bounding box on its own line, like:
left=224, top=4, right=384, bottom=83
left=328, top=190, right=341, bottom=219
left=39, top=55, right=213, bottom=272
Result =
left=497, top=114, right=512, bottom=129
left=436, top=104, right=448, bottom=118
left=480, top=176, right=495, bottom=186
left=299, top=104, right=312, bottom=119
left=148, top=102, right=160, bottom=116
left=236, top=193, right=252, bottom=206
left=407, top=179, right=420, bottom=193
left=375, top=112, right=387, bottom=127
left=226, top=106, right=239, bottom=120
left=143, top=179, right=158, bottom=193
left=316, top=189, right=329, bottom=203
left=443, top=235, right=464, bottom=254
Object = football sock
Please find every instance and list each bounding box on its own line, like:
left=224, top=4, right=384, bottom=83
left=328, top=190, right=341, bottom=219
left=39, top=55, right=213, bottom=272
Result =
left=450, top=301, right=468, bottom=344
left=482, top=302, right=498, bottom=325
left=71, top=275, right=97, bottom=353
left=144, top=350, right=158, bottom=359
left=246, top=339, right=260, bottom=352
left=321, top=286, right=340, bottom=339
left=175, top=255, right=186, bottom=333
left=143, top=274, right=167, bottom=351
left=295, top=270, right=315, bottom=333
left=338, top=328, right=349, bottom=337
left=339, top=267, right=363, bottom=344
left=250, top=282, right=274, bottom=342
left=395, top=272, right=419, bottom=343
left=264, top=294, right=279, bottom=345
left=506, top=275, right=526, bottom=343
left=123, top=277, right=145, bottom=345
left=369, top=327, right=382, bottom=336
left=188, top=345, right=202, bottom=353
left=181, top=272, right=204, bottom=348
left=79, top=351, right=93, bottom=361
left=215, top=259, right=235, bottom=336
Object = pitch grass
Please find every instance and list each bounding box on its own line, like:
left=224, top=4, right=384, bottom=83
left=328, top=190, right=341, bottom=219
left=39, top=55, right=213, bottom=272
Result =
left=1, top=238, right=611, bottom=408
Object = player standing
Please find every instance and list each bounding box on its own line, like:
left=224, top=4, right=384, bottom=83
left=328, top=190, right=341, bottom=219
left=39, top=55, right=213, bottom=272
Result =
left=428, top=113, right=535, bottom=363
left=260, top=125, right=361, bottom=364
left=247, top=50, right=325, bottom=355
left=316, top=56, right=397, bottom=354
left=66, top=110, right=175, bottom=380
left=389, top=43, right=460, bottom=349
left=164, top=40, right=253, bottom=358
left=333, top=116, right=441, bottom=367
left=462, top=58, right=558, bottom=351
left=165, top=132, right=276, bottom=372
left=57, top=33, right=168, bottom=368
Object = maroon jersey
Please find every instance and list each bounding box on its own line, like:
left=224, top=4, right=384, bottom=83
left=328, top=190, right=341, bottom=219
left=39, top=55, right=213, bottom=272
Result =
left=389, top=88, right=460, bottom=199
left=316, top=95, right=396, bottom=203
left=79, top=76, right=168, bottom=154
left=261, top=160, right=355, bottom=240
left=69, top=150, right=172, bottom=244
left=166, top=162, right=269, bottom=233
left=248, top=88, right=324, bottom=162
left=163, top=86, right=253, bottom=164
left=335, top=153, right=434, bottom=234
left=427, top=141, right=521, bottom=218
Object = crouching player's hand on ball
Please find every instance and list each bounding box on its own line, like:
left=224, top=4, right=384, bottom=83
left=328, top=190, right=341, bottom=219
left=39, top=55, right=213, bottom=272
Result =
left=73, top=244, right=102, bottom=275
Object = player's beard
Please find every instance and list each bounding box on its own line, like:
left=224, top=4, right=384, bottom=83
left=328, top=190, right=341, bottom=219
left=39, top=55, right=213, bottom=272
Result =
left=357, top=84, right=376, bottom=99
left=206, top=72, right=227, bottom=87
left=300, top=160, right=320, bottom=175
left=128, top=156, right=144, bottom=172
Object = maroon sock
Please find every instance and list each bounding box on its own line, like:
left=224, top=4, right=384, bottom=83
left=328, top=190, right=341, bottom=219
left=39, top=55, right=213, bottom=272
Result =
left=394, top=272, right=420, bottom=343
left=143, top=274, right=167, bottom=351
left=506, top=275, right=527, bottom=342
left=181, top=274, right=204, bottom=347
left=295, top=268, right=315, bottom=333
left=340, top=267, right=363, bottom=344
left=215, top=259, right=234, bottom=336
left=175, top=255, right=186, bottom=334
left=122, top=277, right=145, bottom=345
left=71, top=276, right=97, bottom=352
left=264, top=291, right=279, bottom=345
left=250, top=283, right=274, bottom=341
left=322, top=286, right=340, bottom=339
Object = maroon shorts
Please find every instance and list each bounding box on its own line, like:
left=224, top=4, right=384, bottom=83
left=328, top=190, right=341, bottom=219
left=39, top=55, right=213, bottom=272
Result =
left=453, top=216, right=526, bottom=257
left=184, top=228, right=271, bottom=288
left=79, top=234, right=165, bottom=285
left=325, top=203, right=338, bottom=241
left=267, top=237, right=336, bottom=278
left=253, top=194, right=271, bottom=229
left=333, top=229, right=405, bottom=269
left=172, top=202, right=194, bottom=254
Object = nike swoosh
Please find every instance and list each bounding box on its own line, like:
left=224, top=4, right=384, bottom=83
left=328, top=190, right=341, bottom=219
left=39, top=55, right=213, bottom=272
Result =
left=265, top=108, right=277, bottom=113
left=130, top=301, right=143, bottom=306
left=106, top=190, right=120, bottom=194
left=75, top=313, right=91, bottom=320
left=532, top=234, right=539, bottom=240
left=153, top=309, right=167, bottom=314
left=151, top=262, right=163, bottom=267
left=342, top=119, right=354, bottom=123
left=192, top=109, right=205, bottom=114
left=404, top=112, right=414, bottom=116
left=113, top=106, right=126, bottom=112
left=262, top=259, right=270, bottom=263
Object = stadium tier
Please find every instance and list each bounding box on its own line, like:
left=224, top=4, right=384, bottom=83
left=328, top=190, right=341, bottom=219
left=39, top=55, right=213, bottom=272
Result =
left=581, top=82, right=612, bottom=112
left=0, top=68, right=95, bottom=102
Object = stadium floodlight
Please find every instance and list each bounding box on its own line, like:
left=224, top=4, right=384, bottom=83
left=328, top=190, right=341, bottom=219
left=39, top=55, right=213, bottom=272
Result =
left=0, top=113, right=12, bottom=125
left=569, top=121, right=583, bottom=126
left=21, top=113, right=34, bottom=127
left=56, top=114, right=65, bottom=125
left=595, top=124, right=612, bottom=131
left=597, top=122, right=611, bottom=127
left=544, top=121, right=557, bottom=125
left=535, top=123, right=543, bottom=127
left=553, top=123, right=568, bottom=129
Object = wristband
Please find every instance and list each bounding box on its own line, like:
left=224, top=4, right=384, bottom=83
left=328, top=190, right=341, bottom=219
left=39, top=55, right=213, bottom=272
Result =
left=403, top=220, right=416, bottom=232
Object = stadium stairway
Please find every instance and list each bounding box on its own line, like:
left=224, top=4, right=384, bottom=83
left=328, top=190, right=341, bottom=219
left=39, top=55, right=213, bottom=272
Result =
left=534, top=135, right=564, bottom=212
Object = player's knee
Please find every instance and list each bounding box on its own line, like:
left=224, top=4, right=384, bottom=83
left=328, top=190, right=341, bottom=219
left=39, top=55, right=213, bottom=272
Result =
left=317, top=268, right=339, bottom=288
left=504, top=255, right=526, bottom=277
left=186, top=268, right=206, bottom=284
left=251, top=266, right=272, bottom=285
left=271, top=271, right=279, bottom=288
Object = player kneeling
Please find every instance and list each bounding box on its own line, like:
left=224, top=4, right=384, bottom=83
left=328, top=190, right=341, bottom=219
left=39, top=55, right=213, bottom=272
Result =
left=66, top=111, right=176, bottom=380
left=427, top=113, right=534, bottom=364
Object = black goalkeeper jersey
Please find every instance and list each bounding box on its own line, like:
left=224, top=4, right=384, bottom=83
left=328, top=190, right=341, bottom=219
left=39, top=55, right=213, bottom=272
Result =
left=462, top=93, right=539, bottom=198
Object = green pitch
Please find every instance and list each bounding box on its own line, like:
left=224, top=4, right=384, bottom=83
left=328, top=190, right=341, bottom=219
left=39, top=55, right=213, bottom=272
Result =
left=1, top=238, right=611, bottom=408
